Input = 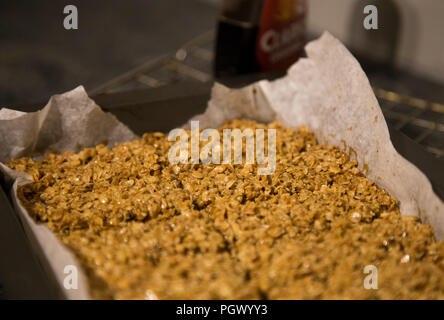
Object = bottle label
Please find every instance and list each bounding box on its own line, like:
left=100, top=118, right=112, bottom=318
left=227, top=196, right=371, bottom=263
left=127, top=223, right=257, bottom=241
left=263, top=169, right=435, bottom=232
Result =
left=256, top=0, right=306, bottom=72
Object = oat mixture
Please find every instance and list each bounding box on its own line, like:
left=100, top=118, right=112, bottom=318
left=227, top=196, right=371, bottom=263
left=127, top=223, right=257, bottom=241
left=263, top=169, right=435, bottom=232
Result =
left=8, top=120, right=444, bottom=299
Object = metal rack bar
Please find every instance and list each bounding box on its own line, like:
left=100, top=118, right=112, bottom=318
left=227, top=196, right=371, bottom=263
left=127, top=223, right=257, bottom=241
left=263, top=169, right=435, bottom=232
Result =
left=91, top=31, right=444, bottom=159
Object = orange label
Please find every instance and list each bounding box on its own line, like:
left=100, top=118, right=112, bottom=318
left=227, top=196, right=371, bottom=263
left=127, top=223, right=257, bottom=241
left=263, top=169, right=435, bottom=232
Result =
left=256, top=0, right=306, bottom=72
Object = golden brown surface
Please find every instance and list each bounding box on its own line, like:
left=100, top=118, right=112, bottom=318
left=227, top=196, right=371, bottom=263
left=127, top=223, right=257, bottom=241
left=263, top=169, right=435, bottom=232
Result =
left=8, top=120, right=444, bottom=299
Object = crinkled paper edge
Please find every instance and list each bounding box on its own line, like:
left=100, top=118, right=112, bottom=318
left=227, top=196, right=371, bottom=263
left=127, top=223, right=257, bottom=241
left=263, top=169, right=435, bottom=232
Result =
left=0, top=86, right=137, bottom=299
left=1, top=33, right=443, bottom=301
left=190, top=32, right=444, bottom=240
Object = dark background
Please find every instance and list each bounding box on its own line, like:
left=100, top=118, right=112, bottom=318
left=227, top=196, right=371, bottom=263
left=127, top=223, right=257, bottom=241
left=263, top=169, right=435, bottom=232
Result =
left=0, top=0, right=217, bottom=106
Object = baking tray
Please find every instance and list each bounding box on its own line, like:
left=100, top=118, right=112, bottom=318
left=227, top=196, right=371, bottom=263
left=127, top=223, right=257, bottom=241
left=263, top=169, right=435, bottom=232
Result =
left=90, top=29, right=444, bottom=161
left=1, top=82, right=443, bottom=299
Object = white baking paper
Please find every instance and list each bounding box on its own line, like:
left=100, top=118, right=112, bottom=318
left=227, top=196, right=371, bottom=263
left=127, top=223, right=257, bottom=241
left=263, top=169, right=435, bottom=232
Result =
left=0, top=86, right=137, bottom=299
left=1, top=32, right=443, bottom=300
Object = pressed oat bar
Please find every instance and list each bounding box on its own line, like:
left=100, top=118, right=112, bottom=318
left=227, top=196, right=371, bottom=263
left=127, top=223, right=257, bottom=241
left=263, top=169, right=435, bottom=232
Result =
left=8, top=120, right=444, bottom=299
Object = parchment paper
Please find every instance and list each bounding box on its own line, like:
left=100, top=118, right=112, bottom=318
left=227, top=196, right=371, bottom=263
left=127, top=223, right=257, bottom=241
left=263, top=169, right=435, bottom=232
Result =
left=1, top=32, right=443, bottom=300
left=0, top=86, right=137, bottom=299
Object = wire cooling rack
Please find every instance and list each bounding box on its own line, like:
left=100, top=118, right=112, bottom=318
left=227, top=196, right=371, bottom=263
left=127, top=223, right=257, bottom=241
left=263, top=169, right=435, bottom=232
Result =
left=90, top=30, right=444, bottom=159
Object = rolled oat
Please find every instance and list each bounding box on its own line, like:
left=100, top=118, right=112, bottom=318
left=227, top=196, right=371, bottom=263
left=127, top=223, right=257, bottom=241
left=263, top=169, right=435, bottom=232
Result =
left=8, top=120, right=444, bottom=299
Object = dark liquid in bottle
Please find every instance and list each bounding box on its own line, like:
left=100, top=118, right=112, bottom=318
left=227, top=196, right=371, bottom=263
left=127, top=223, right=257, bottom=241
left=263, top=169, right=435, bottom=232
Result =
left=214, top=19, right=260, bottom=78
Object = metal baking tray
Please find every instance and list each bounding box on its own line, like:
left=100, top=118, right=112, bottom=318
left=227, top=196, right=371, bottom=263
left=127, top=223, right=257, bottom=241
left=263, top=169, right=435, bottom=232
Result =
left=90, top=30, right=444, bottom=161
left=1, top=82, right=443, bottom=299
